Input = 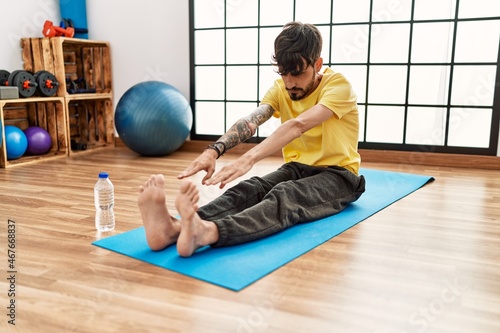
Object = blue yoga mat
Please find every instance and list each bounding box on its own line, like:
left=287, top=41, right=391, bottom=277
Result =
left=60, top=0, right=88, bottom=39
left=92, top=168, right=433, bottom=291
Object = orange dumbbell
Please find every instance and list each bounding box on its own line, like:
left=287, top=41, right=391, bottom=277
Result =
left=42, top=20, right=75, bottom=38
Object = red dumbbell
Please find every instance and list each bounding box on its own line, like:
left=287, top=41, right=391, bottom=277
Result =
left=42, top=20, right=75, bottom=38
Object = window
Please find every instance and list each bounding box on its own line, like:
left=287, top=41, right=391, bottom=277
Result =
left=190, top=0, right=500, bottom=155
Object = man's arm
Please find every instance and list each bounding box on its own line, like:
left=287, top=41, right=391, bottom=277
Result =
left=178, top=104, right=275, bottom=183
left=205, top=104, right=334, bottom=188
left=216, top=104, right=275, bottom=153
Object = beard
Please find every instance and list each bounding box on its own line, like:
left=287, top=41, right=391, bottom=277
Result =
left=286, top=74, right=317, bottom=101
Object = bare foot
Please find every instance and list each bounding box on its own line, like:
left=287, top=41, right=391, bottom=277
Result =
left=176, top=180, right=219, bottom=257
left=138, top=174, right=181, bottom=251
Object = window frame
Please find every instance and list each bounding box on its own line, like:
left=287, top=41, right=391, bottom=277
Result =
left=189, top=0, right=500, bottom=156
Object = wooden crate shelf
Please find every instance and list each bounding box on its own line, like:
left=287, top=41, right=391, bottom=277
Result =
left=21, top=37, right=112, bottom=98
left=0, top=97, right=68, bottom=168
left=66, top=96, right=115, bottom=155
left=13, top=37, right=116, bottom=163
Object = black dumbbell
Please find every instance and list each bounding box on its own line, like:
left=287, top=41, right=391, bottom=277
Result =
left=34, top=70, right=59, bottom=97
left=71, top=139, right=87, bottom=151
left=0, top=70, right=10, bottom=86
left=61, top=18, right=89, bottom=35
left=8, top=70, right=38, bottom=98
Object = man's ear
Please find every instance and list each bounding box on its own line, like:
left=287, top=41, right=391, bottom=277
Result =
left=315, top=57, right=323, bottom=72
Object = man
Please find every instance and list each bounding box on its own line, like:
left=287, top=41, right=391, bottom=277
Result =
left=138, top=22, right=366, bottom=257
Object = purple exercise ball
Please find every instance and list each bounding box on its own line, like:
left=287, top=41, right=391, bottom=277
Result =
left=24, top=126, right=52, bottom=155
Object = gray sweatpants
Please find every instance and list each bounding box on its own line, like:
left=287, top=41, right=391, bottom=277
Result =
left=198, top=162, right=366, bottom=247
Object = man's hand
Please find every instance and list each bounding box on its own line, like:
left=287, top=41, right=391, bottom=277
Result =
left=177, top=149, right=218, bottom=184
left=204, top=158, right=253, bottom=189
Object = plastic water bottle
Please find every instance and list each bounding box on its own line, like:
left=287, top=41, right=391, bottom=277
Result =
left=94, top=172, right=115, bottom=231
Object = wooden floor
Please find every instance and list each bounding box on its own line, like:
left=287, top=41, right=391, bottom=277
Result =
left=0, top=146, right=499, bottom=333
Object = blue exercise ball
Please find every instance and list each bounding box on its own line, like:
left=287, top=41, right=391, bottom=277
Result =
left=5, top=125, right=28, bottom=160
left=115, top=81, right=193, bottom=156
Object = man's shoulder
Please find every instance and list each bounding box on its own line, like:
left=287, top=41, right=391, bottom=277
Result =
left=322, top=67, right=348, bottom=84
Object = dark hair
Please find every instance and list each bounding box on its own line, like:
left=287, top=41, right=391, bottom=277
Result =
left=271, top=22, right=322, bottom=76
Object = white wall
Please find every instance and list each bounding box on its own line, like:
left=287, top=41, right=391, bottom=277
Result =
left=0, top=1, right=60, bottom=69
left=86, top=0, right=190, bottom=102
left=0, top=0, right=190, bottom=105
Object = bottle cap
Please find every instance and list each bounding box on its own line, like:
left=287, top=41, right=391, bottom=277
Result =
left=98, top=172, right=109, bottom=178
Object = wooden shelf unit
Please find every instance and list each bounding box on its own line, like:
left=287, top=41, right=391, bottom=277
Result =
left=7, top=37, right=117, bottom=164
left=21, top=37, right=113, bottom=98
left=65, top=94, right=115, bottom=155
left=0, top=97, right=68, bottom=168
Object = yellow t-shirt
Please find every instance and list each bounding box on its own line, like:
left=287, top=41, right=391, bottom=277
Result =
left=261, top=67, right=361, bottom=175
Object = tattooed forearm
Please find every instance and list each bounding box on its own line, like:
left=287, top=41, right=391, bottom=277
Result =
left=216, top=105, right=274, bottom=153
left=246, top=104, right=274, bottom=127
left=226, top=121, right=252, bottom=147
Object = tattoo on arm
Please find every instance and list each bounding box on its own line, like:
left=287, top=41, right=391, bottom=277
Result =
left=217, top=105, right=274, bottom=153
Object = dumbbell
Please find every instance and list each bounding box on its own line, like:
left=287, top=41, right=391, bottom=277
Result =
left=34, top=70, right=59, bottom=97
left=42, top=20, right=75, bottom=38
left=71, top=139, right=87, bottom=151
left=0, top=70, right=18, bottom=99
left=0, top=70, right=10, bottom=86
left=60, top=18, right=89, bottom=35
left=7, top=70, right=38, bottom=98
left=2, top=70, right=59, bottom=97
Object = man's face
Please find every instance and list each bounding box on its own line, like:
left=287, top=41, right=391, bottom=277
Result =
left=279, top=59, right=321, bottom=101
